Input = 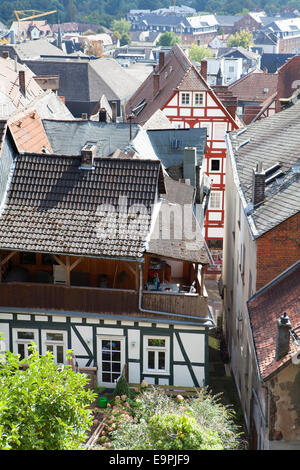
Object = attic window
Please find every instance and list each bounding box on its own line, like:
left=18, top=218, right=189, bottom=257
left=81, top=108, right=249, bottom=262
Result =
left=132, top=99, right=147, bottom=116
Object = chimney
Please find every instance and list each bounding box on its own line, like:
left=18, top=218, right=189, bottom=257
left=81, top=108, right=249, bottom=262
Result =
left=183, top=147, right=197, bottom=188
left=158, top=51, right=165, bottom=71
left=99, top=108, right=107, bottom=122
left=81, top=143, right=96, bottom=168
left=276, top=312, right=292, bottom=361
left=200, top=60, right=207, bottom=81
left=252, top=162, right=265, bottom=207
left=2, top=51, right=9, bottom=59
left=153, top=73, right=160, bottom=97
left=111, top=101, right=117, bottom=122
left=19, top=70, right=26, bottom=96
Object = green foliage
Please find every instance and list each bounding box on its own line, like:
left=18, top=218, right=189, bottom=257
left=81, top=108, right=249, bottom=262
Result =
left=157, top=31, right=181, bottom=47
left=188, top=43, right=214, bottom=62
left=0, top=343, right=96, bottom=450
left=148, top=413, right=223, bottom=450
left=227, top=29, right=253, bottom=48
left=113, top=375, right=131, bottom=398
left=105, top=387, right=244, bottom=450
left=111, top=17, right=131, bottom=35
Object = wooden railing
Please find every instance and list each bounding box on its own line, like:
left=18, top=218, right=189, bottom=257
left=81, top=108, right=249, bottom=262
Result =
left=0, top=282, right=139, bottom=315
left=0, top=281, right=207, bottom=318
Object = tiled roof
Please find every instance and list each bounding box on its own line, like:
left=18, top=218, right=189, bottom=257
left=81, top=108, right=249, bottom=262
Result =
left=227, top=99, right=300, bottom=238
left=8, top=110, right=52, bottom=153
left=126, top=44, right=211, bottom=125
left=228, top=70, right=278, bottom=103
left=248, top=261, right=300, bottom=380
left=0, top=154, right=164, bottom=260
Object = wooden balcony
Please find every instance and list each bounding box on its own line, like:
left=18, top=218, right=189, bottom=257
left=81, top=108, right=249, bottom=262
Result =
left=0, top=281, right=208, bottom=319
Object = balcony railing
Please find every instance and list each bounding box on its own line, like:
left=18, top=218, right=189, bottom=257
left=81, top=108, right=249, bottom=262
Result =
left=0, top=281, right=208, bottom=318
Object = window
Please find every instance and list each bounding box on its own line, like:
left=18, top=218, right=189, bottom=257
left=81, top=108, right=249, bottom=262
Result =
left=42, top=330, right=67, bottom=364
left=143, top=336, right=170, bottom=374
left=209, top=191, right=222, bottom=209
left=13, top=329, right=38, bottom=360
left=194, top=92, right=204, bottom=106
left=180, top=92, right=190, bottom=105
left=210, top=159, right=220, bottom=172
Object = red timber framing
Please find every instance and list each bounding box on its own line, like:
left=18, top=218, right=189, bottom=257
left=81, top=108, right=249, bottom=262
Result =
left=161, top=88, right=238, bottom=273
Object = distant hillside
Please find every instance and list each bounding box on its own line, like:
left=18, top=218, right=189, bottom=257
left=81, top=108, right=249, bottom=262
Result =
left=1, top=0, right=299, bottom=29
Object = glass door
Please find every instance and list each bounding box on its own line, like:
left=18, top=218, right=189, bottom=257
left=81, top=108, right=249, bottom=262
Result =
left=97, top=336, right=125, bottom=387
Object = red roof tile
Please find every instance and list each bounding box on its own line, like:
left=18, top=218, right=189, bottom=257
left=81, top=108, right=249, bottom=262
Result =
left=228, top=69, right=278, bottom=103
left=248, top=261, right=300, bottom=381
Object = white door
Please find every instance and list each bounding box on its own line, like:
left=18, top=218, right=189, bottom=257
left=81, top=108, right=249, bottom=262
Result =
left=97, top=336, right=125, bottom=387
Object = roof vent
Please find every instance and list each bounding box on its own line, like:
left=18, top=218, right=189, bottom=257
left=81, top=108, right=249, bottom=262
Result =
left=81, top=142, right=96, bottom=169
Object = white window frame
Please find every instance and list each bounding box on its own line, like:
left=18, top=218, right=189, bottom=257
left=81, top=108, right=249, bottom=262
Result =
left=194, top=92, right=204, bottom=106
left=180, top=92, right=191, bottom=106
left=143, top=335, right=170, bottom=375
left=209, top=190, right=222, bottom=210
left=41, top=330, right=67, bottom=364
left=13, top=328, right=39, bottom=359
left=97, top=335, right=126, bottom=387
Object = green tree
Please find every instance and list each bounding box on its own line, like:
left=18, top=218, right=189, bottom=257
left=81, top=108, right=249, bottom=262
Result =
left=111, top=17, right=131, bottom=36
left=157, top=31, right=181, bottom=46
left=188, top=43, right=214, bottom=62
left=227, top=29, right=253, bottom=48
left=0, top=343, right=96, bottom=450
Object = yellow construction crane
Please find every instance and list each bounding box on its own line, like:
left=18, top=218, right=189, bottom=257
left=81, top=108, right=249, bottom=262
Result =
left=14, top=10, right=57, bottom=22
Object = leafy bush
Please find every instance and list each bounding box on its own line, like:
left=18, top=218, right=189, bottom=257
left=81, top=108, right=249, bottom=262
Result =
left=113, top=375, right=130, bottom=399
left=106, top=387, right=243, bottom=450
left=148, top=413, right=223, bottom=450
left=0, top=344, right=96, bottom=450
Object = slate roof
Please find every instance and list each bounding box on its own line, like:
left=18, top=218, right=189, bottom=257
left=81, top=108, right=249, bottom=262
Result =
left=23, top=57, right=141, bottom=107
left=228, top=70, right=278, bottom=103
left=0, top=154, right=164, bottom=260
left=147, top=176, right=211, bottom=265
left=0, top=39, right=65, bottom=61
left=42, top=120, right=140, bottom=156
left=227, top=99, right=300, bottom=238
left=260, top=53, right=295, bottom=73
left=247, top=260, right=300, bottom=380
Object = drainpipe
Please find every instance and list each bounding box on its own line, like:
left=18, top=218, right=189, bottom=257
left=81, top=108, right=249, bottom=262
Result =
left=138, top=263, right=215, bottom=326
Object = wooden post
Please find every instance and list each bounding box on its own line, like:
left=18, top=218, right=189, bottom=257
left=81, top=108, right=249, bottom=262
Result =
left=66, top=256, right=71, bottom=287
left=0, top=252, right=17, bottom=283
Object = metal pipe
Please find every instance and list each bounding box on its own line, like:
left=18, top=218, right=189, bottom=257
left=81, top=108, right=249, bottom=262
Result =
left=138, top=263, right=215, bottom=326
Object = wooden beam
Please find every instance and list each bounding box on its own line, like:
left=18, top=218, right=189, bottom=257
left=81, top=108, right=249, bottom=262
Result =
left=70, top=257, right=82, bottom=271
left=66, top=255, right=70, bottom=286
left=51, top=254, right=66, bottom=268
left=0, top=251, right=17, bottom=266
left=123, top=261, right=139, bottom=291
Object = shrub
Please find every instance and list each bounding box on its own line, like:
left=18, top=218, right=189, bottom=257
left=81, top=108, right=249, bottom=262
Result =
left=113, top=375, right=130, bottom=399
left=148, top=413, right=223, bottom=450
left=0, top=344, right=96, bottom=450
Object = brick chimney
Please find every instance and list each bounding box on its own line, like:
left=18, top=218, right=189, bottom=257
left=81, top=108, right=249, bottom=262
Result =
left=276, top=312, right=292, bottom=361
left=158, top=51, right=165, bottom=71
left=153, top=73, right=160, bottom=97
left=252, top=162, right=265, bottom=207
left=200, top=60, right=207, bottom=81
left=99, top=108, right=107, bottom=122
left=19, top=70, right=26, bottom=96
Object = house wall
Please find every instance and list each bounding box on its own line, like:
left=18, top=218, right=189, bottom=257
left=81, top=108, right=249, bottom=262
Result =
left=0, top=312, right=208, bottom=388
left=234, top=15, right=261, bottom=33
left=256, top=212, right=300, bottom=290
left=267, top=362, right=300, bottom=449
left=222, top=149, right=258, bottom=432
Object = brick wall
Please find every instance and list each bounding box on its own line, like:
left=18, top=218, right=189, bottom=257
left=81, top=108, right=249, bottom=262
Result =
left=256, top=212, right=300, bottom=290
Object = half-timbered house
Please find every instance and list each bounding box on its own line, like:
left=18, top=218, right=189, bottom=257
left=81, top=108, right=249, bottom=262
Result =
left=0, top=125, right=214, bottom=389
left=126, top=44, right=240, bottom=273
